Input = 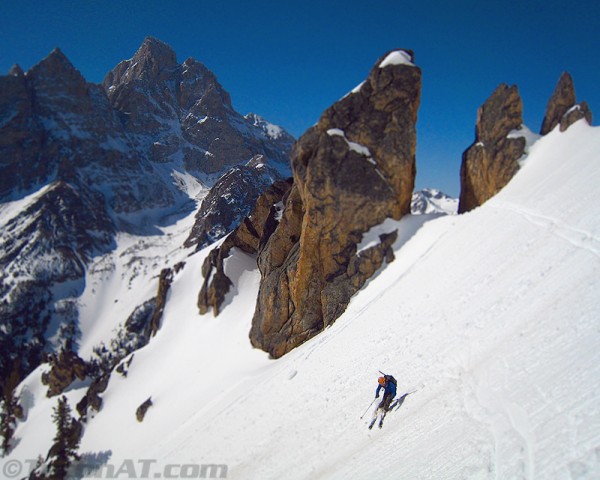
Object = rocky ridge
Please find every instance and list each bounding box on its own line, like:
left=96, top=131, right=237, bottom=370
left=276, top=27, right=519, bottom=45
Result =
left=103, top=37, right=294, bottom=178
left=459, top=72, right=593, bottom=214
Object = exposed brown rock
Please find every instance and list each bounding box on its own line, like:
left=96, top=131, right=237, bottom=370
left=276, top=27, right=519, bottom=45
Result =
left=540, top=72, right=593, bottom=135
left=41, top=350, right=88, bottom=397
left=560, top=101, right=592, bottom=132
left=540, top=72, right=576, bottom=135
left=136, top=397, right=153, bottom=422
left=76, top=374, right=110, bottom=418
left=458, top=84, right=526, bottom=213
left=146, top=268, right=174, bottom=337
left=197, top=249, right=233, bottom=316
left=249, top=50, right=421, bottom=357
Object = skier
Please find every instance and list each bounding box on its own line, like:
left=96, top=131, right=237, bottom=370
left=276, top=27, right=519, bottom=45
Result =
left=369, top=374, right=397, bottom=429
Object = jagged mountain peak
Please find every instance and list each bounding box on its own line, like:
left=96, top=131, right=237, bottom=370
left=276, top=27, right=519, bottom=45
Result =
left=103, top=37, right=179, bottom=89
left=132, top=36, right=178, bottom=70
left=27, top=47, right=85, bottom=85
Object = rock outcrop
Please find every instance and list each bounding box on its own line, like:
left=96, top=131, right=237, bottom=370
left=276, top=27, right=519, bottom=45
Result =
left=246, top=50, right=421, bottom=357
left=41, top=350, right=89, bottom=397
left=76, top=374, right=110, bottom=418
left=136, top=397, right=153, bottom=422
left=198, top=178, right=293, bottom=315
left=540, top=72, right=592, bottom=134
left=184, top=158, right=283, bottom=250
left=458, top=84, right=526, bottom=213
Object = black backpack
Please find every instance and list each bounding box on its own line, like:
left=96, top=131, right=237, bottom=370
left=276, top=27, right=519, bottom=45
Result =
left=384, top=374, right=397, bottom=387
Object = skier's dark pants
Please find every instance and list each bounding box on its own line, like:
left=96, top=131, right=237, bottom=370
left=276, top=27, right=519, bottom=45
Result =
left=379, top=392, right=394, bottom=412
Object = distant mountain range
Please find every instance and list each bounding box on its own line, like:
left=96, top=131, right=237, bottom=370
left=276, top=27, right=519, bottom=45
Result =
left=0, top=37, right=293, bottom=387
left=411, top=188, right=458, bottom=215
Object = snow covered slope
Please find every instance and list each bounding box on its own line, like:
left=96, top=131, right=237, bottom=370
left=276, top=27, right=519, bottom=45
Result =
left=6, top=121, right=600, bottom=479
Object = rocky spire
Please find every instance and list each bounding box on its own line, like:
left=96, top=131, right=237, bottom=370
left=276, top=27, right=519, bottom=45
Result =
left=540, top=72, right=592, bottom=134
left=458, top=84, right=526, bottom=213
left=242, top=49, right=421, bottom=357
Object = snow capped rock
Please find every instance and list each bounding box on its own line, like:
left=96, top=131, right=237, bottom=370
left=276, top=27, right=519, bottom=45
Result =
left=378, top=49, right=416, bottom=68
left=248, top=49, right=422, bottom=358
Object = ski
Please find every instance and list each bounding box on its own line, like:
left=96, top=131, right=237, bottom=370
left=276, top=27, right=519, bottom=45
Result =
left=367, top=390, right=417, bottom=429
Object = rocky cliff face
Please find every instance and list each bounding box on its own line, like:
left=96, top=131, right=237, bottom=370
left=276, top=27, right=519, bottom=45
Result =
left=540, top=72, right=592, bottom=135
left=199, top=50, right=421, bottom=358
left=249, top=50, right=420, bottom=357
left=458, top=84, right=526, bottom=213
left=103, top=37, right=293, bottom=178
left=0, top=37, right=292, bottom=390
left=184, top=157, right=283, bottom=250
left=198, top=178, right=293, bottom=316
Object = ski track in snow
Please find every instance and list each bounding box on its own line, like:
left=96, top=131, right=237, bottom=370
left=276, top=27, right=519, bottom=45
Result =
left=492, top=201, right=600, bottom=259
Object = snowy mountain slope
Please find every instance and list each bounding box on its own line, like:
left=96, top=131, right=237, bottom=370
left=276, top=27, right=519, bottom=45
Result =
left=0, top=38, right=294, bottom=391
left=411, top=188, right=458, bottom=214
left=5, top=122, right=600, bottom=479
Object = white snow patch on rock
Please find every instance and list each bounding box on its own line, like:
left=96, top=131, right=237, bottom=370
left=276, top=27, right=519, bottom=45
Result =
left=379, top=50, right=415, bottom=68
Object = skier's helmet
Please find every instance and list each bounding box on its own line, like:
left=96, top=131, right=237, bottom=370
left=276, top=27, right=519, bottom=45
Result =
left=378, top=376, right=386, bottom=385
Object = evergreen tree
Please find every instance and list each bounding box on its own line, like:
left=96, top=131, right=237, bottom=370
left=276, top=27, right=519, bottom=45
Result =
left=0, top=361, right=21, bottom=456
left=0, top=395, right=17, bottom=456
left=48, top=396, right=80, bottom=479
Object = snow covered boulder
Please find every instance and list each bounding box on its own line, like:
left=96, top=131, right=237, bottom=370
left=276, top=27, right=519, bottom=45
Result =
left=250, top=49, right=421, bottom=357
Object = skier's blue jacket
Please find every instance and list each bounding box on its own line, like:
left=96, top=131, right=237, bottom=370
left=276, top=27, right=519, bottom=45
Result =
left=376, top=379, right=396, bottom=398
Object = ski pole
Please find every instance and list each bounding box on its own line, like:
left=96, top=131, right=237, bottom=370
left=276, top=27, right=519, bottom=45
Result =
left=360, top=398, right=377, bottom=419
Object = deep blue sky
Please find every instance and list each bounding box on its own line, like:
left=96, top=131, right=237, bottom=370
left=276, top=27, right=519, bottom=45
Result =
left=1, top=1, right=599, bottom=196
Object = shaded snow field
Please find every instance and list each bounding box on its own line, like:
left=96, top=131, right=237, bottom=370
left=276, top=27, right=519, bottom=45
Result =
left=5, top=122, right=600, bottom=479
